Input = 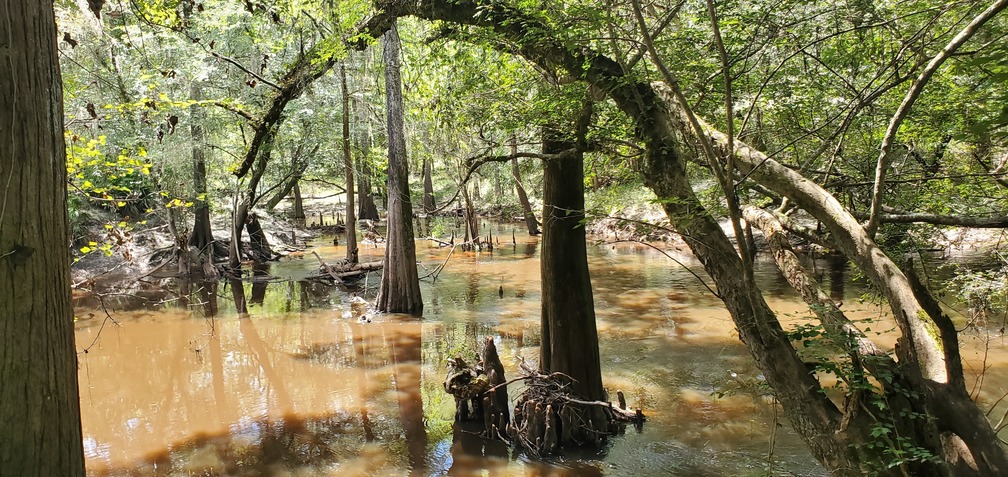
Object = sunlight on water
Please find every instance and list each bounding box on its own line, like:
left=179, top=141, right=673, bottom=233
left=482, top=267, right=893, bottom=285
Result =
left=73, top=221, right=1008, bottom=476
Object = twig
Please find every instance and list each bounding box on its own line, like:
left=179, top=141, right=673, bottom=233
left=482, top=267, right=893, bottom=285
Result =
left=607, top=239, right=720, bottom=298
left=420, top=245, right=456, bottom=281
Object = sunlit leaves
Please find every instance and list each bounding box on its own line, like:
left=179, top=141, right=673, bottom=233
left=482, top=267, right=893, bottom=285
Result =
left=65, top=132, right=154, bottom=208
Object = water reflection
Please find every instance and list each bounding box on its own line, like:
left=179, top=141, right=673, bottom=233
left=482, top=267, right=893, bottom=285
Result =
left=74, top=221, right=1008, bottom=476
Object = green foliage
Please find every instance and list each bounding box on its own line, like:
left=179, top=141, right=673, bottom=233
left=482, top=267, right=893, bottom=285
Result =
left=785, top=320, right=940, bottom=471
left=947, top=258, right=1008, bottom=326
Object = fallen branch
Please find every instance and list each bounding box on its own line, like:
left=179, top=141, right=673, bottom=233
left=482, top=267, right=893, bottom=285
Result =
left=311, top=251, right=343, bottom=284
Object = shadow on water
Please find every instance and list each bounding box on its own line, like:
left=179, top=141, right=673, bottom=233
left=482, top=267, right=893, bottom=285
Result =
left=78, top=221, right=1008, bottom=476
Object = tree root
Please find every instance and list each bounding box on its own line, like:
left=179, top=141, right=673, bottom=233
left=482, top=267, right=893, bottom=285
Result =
left=443, top=338, right=645, bottom=458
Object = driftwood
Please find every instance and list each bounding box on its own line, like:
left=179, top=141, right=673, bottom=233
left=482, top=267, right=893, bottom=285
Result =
left=307, top=252, right=383, bottom=283
left=443, top=339, right=644, bottom=458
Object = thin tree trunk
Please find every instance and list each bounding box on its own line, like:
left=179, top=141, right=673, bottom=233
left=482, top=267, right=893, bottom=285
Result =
left=341, top=62, right=358, bottom=263
left=376, top=22, right=423, bottom=315
left=291, top=181, right=305, bottom=221
left=423, top=157, right=436, bottom=213
left=264, top=171, right=302, bottom=212
left=354, top=85, right=380, bottom=221
left=229, top=129, right=276, bottom=269
left=461, top=184, right=478, bottom=248
left=511, top=136, right=540, bottom=235
left=0, top=2, right=86, bottom=474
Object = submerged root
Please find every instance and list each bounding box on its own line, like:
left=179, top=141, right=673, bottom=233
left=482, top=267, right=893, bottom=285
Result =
left=443, top=339, right=645, bottom=459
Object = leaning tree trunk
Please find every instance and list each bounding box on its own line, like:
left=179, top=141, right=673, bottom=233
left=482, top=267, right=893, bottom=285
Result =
left=341, top=62, right=358, bottom=263
left=0, top=3, right=86, bottom=474
left=511, top=136, right=540, bottom=235
left=228, top=129, right=276, bottom=269
left=376, top=22, right=423, bottom=315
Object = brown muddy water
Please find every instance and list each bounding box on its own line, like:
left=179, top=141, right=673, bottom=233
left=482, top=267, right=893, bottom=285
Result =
left=73, top=223, right=1008, bottom=476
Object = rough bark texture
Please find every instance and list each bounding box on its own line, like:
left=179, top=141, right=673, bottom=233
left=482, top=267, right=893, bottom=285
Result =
left=341, top=62, right=358, bottom=264
left=539, top=127, right=603, bottom=402
left=0, top=3, right=86, bottom=475
left=376, top=22, right=423, bottom=315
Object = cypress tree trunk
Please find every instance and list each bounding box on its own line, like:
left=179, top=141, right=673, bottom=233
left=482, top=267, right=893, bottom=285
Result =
left=291, top=181, right=305, bottom=221
left=0, top=2, right=86, bottom=474
left=376, top=22, right=423, bottom=315
left=539, top=127, right=602, bottom=401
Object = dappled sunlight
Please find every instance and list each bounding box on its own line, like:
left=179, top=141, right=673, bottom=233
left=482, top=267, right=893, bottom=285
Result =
left=74, top=230, right=1008, bottom=476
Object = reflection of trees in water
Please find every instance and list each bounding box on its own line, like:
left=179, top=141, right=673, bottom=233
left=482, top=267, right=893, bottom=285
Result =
left=90, top=412, right=393, bottom=476
left=250, top=263, right=269, bottom=305
left=387, top=324, right=427, bottom=475
left=238, top=316, right=293, bottom=411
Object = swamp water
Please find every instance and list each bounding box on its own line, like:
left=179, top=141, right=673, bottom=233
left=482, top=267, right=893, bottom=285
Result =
left=73, top=224, right=1008, bottom=476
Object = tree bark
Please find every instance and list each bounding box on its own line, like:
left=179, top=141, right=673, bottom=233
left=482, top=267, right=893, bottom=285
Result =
left=511, top=136, right=540, bottom=235
left=423, top=157, right=436, bottom=213
left=187, top=81, right=216, bottom=275
left=341, top=62, right=358, bottom=264
left=291, top=181, right=305, bottom=221
left=0, top=2, right=86, bottom=474
left=229, top=129, right=276, bottom=269
left=376, top=22, right=423, bottom=315
left=539, top=125, right=603, bottom=402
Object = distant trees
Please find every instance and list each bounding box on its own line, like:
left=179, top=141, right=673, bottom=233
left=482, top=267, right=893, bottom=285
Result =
left=0, top=1, right=86, bottom=475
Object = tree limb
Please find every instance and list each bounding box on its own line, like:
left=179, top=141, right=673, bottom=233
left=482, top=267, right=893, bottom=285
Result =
left=852, top=210, right=1008, bottom=228
left=866, top=0, right=1008, bottom=236
left=209, top=51, right=282, bottom=90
